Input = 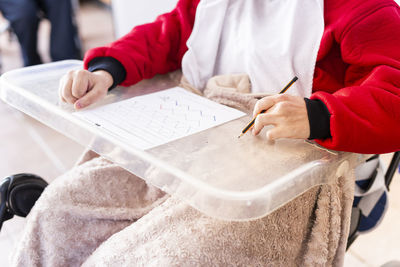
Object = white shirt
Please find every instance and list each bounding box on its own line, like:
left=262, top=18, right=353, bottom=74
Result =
left=182, top=0, right=325, bottom=97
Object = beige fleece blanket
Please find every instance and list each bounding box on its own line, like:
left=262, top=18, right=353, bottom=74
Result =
left=11, top=74, right=355, bottom=267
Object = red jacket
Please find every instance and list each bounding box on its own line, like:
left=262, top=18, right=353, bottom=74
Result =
left=84, top=0, right=400, bottom=154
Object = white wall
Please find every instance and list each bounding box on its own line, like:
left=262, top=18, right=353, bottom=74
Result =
left=111, top=0, right=177, bottom=38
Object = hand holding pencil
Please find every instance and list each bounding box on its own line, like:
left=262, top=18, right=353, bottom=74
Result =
left=238, top=76, right=297, bottom=138
left=239, top=76, right=311, bottom=141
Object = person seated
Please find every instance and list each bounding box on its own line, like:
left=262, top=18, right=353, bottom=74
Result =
left=7, top=0, right=400, bottom=266
left=0, top=0, right=81, bottom=66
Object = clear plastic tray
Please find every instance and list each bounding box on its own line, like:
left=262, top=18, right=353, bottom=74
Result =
left=0, top=60, right=361, bottom=221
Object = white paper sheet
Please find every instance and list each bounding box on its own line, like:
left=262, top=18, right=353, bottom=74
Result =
left=74, top=87, right=246, bottom=150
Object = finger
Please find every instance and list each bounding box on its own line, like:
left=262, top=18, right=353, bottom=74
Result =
left=58, top=75, right=68, bottom=102
left=266, top=127, right=285, bottom=141
left=74, top=85, right=106, bottom=110
left=71, top=71, right=89, bottom=99
left=60, top=74, right=78, bottom=104
left=252, top=113, right=278, bottom=136
left=253, top=96, right=277, bottom=117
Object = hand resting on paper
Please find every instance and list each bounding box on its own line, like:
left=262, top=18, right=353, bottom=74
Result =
left=59, top=69, right=113, bottom=110
left=252, top=94, right=310, bottom=140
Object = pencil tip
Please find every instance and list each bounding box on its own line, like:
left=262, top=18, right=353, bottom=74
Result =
left=238, top=133, right=244, bottom=139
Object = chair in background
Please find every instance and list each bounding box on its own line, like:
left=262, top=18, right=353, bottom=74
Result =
left=347, top=152, right=400, bottom=249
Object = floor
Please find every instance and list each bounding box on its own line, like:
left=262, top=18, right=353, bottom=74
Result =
left=0, top=2, right=399, bottom=266
left=0, top=2, right=113, bottom=265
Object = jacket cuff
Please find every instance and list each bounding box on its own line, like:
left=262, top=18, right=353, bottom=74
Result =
left=304, top=98, right=331, bottom=140
left=87, top=57, right=127, bottom=90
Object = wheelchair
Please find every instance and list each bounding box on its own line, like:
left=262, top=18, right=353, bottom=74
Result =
left=0, top=173, right=48, bottom=230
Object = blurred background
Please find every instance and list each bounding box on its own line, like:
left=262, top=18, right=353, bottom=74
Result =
left=0, top=0, right=399, bottom=266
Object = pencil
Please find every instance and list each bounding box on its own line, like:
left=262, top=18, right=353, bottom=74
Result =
left=237, top=76, right=298, bottom=138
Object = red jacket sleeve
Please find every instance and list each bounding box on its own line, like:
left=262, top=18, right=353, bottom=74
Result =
left=312, top=5, right=400, bottom=153
left=83, top=0, right=200, bottom=86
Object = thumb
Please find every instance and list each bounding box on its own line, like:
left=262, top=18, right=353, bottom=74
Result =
left=74, top=85, right=107, bottom=110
